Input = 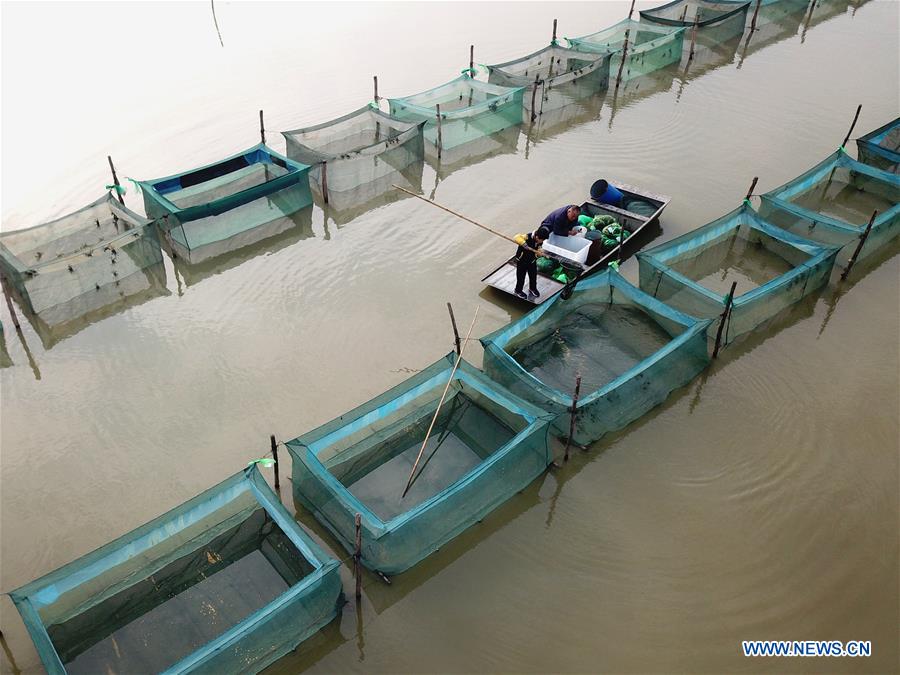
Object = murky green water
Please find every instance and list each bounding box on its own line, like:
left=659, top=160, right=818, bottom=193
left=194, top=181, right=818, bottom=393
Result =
left=2, top=1, right=898, bottom=673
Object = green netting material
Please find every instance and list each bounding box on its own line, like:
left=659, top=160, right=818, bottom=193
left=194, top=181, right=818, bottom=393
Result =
left=640, top=0, right=751, bottom=44
left=0, top=193, right=163, bottom=326
left=282, top=104, right=426, bottom=196
left=139, top=144, right=313, bottom=261
left=287, top=354, right=553, bottom=575
left=486, top=45, right=611, bottom=114
left=567, top=18, right=686, bottom=82
left=856, top=117, right=900, bottom=175
left=758, top=150, right=900, bottom=261
left=388, top=75, right=525, bottom=151
left=9, top=466, right=342, bottom=675
left=480, top=269, right=711, bottom=446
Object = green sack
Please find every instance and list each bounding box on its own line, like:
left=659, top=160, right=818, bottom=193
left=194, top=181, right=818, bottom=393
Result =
left=593, top=214, right=616, bottom=227
left=536, top=256, right=556, bottom=273
left=578, top=214, right=593, bottom=227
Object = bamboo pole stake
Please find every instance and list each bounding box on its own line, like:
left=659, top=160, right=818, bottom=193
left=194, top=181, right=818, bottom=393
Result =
left=615, top=29, right=631, bottom=91
left=373, top=75, right=379, bottom=101
left=447, top=302, right=462, bottom=355
left=1, top=276, right=21, bottom=330
left=680, top=5, right=688, bottom=22
left=712, top=281, right=737, bottom=358
left=435, top=104, right=443, bottom=160
left=469, top=45, right=474, bottom=72
left=745, top=176, right=759, bottom=203
left=107, top=156, right=125, bottom=205
left=321, top=161, right=330, bottom=205
left=628, top=0, right=636, bottom=19
left=530, top=73, right=540, bottom=122
left=552, top=18, right=558, bottom=43
left=563, top=374, right=582, bottom=462
left=841, top=210, right=877, bottom=280
left=259, top=109, right=266, bottom=145
left=392, top=184, right=545, bottom=256
left=688, top=10, right=701, bottom=61
left=354, top=513, right=362, bottom=600
left=841, top=104, right=862, bottom=148
left=270, top=434, right=280, bottom=490
left=750, top=0, right=762, bottom=32
left=401, top=307, right=479, bottom=498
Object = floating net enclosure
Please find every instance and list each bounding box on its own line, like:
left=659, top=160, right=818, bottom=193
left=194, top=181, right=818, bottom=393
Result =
left=856, top=117, right=900, bottom=174
left=481, top=269, right=710, bottom=446
left=637, top=204, right=839, bottom=343
left=737, top=0, right=808, bottom=63
left=287, top=354, right=552, bottom=575
left=0, top=194, right=163, bottom=328
left=388, top=75, right=524, bottom=152
left=282, top=104, right=425, bottom=204
left=10, top=466, right=342, bottom=675
left=486, top=45, right=611, bottom=115
left=640, top=0, right=751, bottom=44
left=139, top=144, right=313, bottom=264
left=758, top=151, right=900, bottom=261
left=567, top=19, right=685, bottom=83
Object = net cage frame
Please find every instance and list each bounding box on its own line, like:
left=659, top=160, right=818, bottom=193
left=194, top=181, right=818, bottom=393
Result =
left=639, top=0, right=751, bottom=43
left=387, top=74, right=525, bottom=151
left=480, top=269, right=712, bottom=447
left=485, top=45, right=612, bottom=111
left=9, top=466, right=342, bottom=675
left=138, top=143, right=313, bottom=257
left=636, top=203, right=840, bottom=342
left=856, top=117, right=900, bottom=174
left=281, top=103, right=426, bottom=195
left=757, top=149, right=900, bottom=261
left=286, top=353, right=553, bottom=575
left=566, top=18, right=686, bottom=83
left=0, top=193, right=162, bottom=319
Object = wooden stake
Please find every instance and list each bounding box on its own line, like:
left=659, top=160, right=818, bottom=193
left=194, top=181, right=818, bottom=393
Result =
left=435, top=104, right=443, bottom=160
left=680, top=5, right=688, bottom=22
left=841, top=104, right=862, bottom=148
left=401, top=307, right=479, bottom=498
left=270, top=434, right=280, bottom=490
left=628, top=0, right=636, bottom=19
left=563, top=374, right=582, bottom=462
left=841, top=210, right=877, bottom=280
left=552, top=18, right=558, bottom=43
left=688, top=10, right=701, bottom=61
left=259, top=109, right=266, bottom=145
left=321, top=161, right=330, bottom=205
left=1, top=276, right=21, bottom=330
left=107, top=156, right=125, bottom=205
left=392, top=184, right=544, bottom=256
left=745, top=176, right=759, bottom=202
left=469, top=45, right=474, bottom=72
left=447, top=302, right=462, bottom=355
left=530, top=73, right=540, bottom=122
left=615, top=29, right=631, bottom=90
left=373, top=75, right=379, bottom=101
left=750, top=0, right=762, bottom=32
left=354, top=513, right=362, bottom=600
left=712, top=281, right=737, bottom=358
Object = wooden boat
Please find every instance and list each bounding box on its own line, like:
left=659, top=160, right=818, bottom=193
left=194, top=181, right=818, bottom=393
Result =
left=481, top=181, right=671, bottom=304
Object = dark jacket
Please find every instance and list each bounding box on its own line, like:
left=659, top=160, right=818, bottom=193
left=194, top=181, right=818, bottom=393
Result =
left=541, top=205, right=577, bottom=236
left=514, top=231, right=540, bottom=266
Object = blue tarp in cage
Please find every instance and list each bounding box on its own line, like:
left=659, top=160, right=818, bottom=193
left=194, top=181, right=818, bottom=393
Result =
left=10, top=466, right=342, bottom=675
left=758, top=150, right=900, bottom=261
left=287, top=354, right=553, bottom=575
left=637, top=203, right=839, bottom=342
left=856, top=117, right=900, bottom=174
left=480, top=269, right=711, bottom=447
left=138, top=144, right=313, bottom=263
left=388, top=75, right=525, bottom=152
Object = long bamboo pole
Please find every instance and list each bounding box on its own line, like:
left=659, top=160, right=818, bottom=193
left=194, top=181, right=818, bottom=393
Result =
left=401, top=307, right=479, bottom=498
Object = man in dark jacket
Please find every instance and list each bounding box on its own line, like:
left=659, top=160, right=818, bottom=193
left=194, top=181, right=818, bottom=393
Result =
left=513, top=226, right=549, bottom=300
left=541, top=204, right=581, bottom=236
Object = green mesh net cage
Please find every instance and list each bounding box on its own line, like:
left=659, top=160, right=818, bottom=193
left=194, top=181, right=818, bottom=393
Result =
left=640, top=0, right=751, bottom=43
left=567, top=18, right=685, bottom=83
left=0, top=193, right=164, bottom=330
left=637, top=203, right=839, bottom=344
left=758, top=150, right=900, bottom=262
left=388, top=75, right=524, bottom=152
left=856, top=117, right=900, bottom=175
left=481, top=269, right=711, bottom=447
left=9, top=466, right=342, bottom=675
left=282, top=104, right=425, bottom=203
left=486, top=45, right=611, bottom=115
left=139, top=144, right=313, bottom=264
left=287, top=354, right=553, bottom=575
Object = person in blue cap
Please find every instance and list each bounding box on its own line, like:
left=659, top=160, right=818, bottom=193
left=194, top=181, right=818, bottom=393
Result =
left=541, top=204, right=581, bottom=237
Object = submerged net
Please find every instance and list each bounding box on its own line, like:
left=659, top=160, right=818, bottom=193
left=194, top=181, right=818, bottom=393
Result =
left=0, top=194, right=164, bottom=326
left=568, top=19, right=685, bottom=82
left=638, top=204, right=839, bottom=341
left=856, top=117, right=900, bottom=174
left=758, top=150, right=900, bottom=261
left=287, top=354, right=552, bottom=574
left=640, top=0, right=750, bottom=44
left=486, top=46, right=611, bottom=113
left=481, top=269, right=710, bottom=446
left=282, top=104, right=426, bottom=197
left=388, top=75, right=524, bottom=150
left=139, top=144, right=313, bottom=262
left=10, top=467, right=342, bottom=675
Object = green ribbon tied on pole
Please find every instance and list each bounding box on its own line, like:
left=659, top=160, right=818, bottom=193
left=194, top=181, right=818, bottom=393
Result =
left=247, top=458, right=276, bottom=469
left=608, top=260, right=620, bottom=271
left=460, top=67, right=477, bottom=77
left=105, top=183, right=126, bottom=196
left=743, top=197, right=753, bottom=207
